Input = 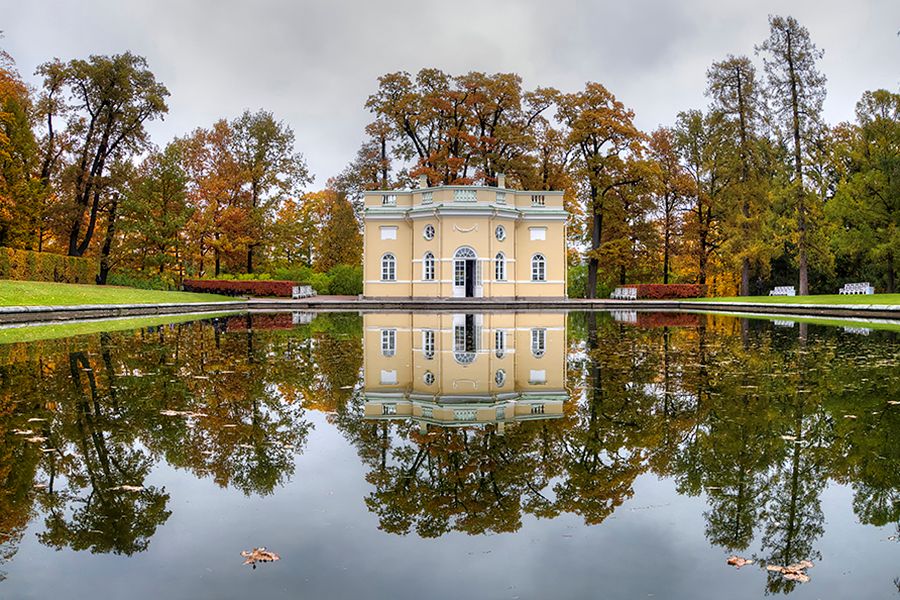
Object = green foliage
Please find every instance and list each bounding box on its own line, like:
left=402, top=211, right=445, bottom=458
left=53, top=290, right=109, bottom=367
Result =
left=327, top=264, right=362, bottom=296
left=0, top=247, right=97, bottom=283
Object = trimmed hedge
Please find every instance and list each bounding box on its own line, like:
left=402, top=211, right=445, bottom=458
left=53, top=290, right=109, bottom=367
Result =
left=626, top=284, right=706, bottom=299
left=182, top=279, right=297, bottom=297
left=0, top=247, right=98, bottom=284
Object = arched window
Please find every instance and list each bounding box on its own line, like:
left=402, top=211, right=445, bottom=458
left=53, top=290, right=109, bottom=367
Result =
left=381, top=253, right=396, bottom=281
left=422, top=329, right=435, bottom=359
left=531, top=254, right=546, bottom=282
left=531, top=328, right=546, bottom=358
left=494, top=252, right=506, bottom=281
left=423, top=252, right=435, bottom=281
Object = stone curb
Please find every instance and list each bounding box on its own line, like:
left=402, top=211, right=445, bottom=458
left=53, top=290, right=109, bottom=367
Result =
left=0, top=301, right=248, bottom=325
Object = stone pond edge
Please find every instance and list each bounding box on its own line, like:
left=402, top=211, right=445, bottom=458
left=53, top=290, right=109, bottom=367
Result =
left=0, top=298, right=897, bottom=326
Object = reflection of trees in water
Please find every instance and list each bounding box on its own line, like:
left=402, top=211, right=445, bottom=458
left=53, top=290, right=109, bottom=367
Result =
left=337, top=312, right=900, bottom=597
left=0, top=313, right=362, bottom=563
left=0, top=311, right=897, bottom=592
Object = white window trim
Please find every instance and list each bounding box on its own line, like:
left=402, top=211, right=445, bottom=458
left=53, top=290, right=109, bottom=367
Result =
left=381, top=329, right=396, bottom=357
left=381, top=253, right=396, bottom=281
left=380, top=225, right=398, bottom=240
left=494, top=252, right=506, bottom=282
left=422, top=252, right=435, bottom=281
left=422, top=329, right=435, bottom=359
left=531, top=254, right=546, bottom=282
left=531, top=328, right=546, bottom=358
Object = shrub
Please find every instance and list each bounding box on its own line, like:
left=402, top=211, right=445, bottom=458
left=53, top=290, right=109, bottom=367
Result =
left=327, top=264, right=362, bottom=296
left=621, top=284, right=706, bottom=299
left=182, top=279, right=297, bottom=297
left=308, top=272, right=332, bottom=295
left=0, top=247, right=98, bottom=284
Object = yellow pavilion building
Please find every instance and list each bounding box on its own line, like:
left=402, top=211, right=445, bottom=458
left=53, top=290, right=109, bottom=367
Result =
left=362, top=175, right=568, bottom=299
left=361, top=312, right=568, bottom=433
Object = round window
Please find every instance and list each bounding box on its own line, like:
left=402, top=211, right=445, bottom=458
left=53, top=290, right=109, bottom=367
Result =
left=424, top=224, right=435, bottom=240
left=495, top=369, right=506, bottom=387
left=424, top=370, right=435, bottom=385
left=495, top=225, right=506, bottom=241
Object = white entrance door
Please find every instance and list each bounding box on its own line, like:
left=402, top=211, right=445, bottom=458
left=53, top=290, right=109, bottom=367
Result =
left=452, top=247, right=479, bottom=298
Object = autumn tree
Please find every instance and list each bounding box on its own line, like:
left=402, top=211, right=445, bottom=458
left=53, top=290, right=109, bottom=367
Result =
left=647, top=127, right=694, bottom=284
left=314, top=188, right=362, bottom=272
left=757, top=15, right=827, bottom=295
left=230, top=109, right=310, bottom=273
left=675, top=109, right=735, bottom=287
left=117, top=143, right=193, bottom=280
left=557, top=82, right=644, bottom=297
left=0, top=49, right=43, bottom=250
left=825, top=90, right=900, bottom=292
left=706, top=55, right=767, bottom=295
left=36, top=52, right=168, bottom=257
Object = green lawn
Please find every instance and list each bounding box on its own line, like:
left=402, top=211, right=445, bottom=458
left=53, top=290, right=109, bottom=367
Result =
left=687, top=293, right=900, bottom=306
left=0, top=280, right=233, bottom=306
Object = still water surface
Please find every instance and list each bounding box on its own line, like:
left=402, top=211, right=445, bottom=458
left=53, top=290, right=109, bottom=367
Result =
left=0, top=311, right=898, bottom=599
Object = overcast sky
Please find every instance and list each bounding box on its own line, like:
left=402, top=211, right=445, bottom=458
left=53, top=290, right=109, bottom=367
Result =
left=3, top=0, right=899, bottom=187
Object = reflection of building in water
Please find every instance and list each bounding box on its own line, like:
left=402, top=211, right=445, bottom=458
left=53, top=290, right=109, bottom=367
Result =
left=363, top=313, right=567, bottom=432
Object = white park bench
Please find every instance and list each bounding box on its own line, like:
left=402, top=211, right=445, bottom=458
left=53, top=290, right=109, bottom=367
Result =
left=610, top=287, right=637, bottom=300
left=838, top=282, right=874, bottom=295
left=769, top=286, right=796, bottom=297
left=291, top=285, right=316, bottom=299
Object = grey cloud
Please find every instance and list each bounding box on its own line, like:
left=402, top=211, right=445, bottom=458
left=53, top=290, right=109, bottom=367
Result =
left=2, top=0, right=898, bottom=184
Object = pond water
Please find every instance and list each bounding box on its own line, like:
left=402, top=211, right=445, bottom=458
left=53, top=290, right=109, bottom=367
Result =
left=0, top=310, right=897, bottom=599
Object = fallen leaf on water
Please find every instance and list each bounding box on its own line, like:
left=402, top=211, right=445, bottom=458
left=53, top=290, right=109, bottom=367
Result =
left=160, top=410, right=183, bottom=416
left=780, top=435, right=797, bottom=441
left=109, top=485, right=144, bottom=492
left=888, top=401, right=900, bottom=406
left=843, top=415, right=857, bottom=419
left=27, top=418, right=46, bottom=423
left=25, top=437, right=47, bottom=443
left=727, top=556, right=753, bottom=568
left=12, top=429, right=34, bottom=436
left=766, top=560, right=813, bottom=583
left=241, top=547, right=280, bottom=568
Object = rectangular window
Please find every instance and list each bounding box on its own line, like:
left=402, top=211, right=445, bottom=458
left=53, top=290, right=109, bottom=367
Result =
left=380, top=226, right=397, bottom=240
left=423, top=256, right=435, bottom=281
left=421, top=406, right=433, bottom=418
left=422, top=329, right=435, bottom=359
left=382, top=404, right=397, bottom=415
left=531, top=328, right=546, bottom=357
left=454, top=189, right=477, bottom=203
left=496, top=406, right=506, bottom=420
left=531, top=194, right=545, bottom=206
left=454, top=325, right=466, bottom=353
left=495, top=191, right=506, bottom=204
left=422, top=191, right=433, bottom=204
left=382, top=194, right=397, bottom=206
left=530, top=404, right=545, bottom=415
left=380, top=370, right=398, bottom=385
left=381, top=256, right=395, bottom=281
left=495, top=256, right=506, bottom=281
left=529, top=369, right=546, bottom=384
left=529, top=227, right=546, bottom=241
left=381, top=329, right=396, bottom=357
left=454, top=260, right=466, bottom=287
left=495, top=329, right=505, bottom=357
left=531, top=257, right=545, bottom=282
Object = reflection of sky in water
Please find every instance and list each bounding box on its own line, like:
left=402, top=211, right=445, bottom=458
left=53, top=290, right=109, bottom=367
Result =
left=0, top=312, right=898, bottom=599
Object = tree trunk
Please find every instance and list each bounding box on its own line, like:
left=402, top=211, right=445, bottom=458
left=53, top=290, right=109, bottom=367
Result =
left=663, top=223, right=671, bottom=285
left=741, top=257, right=750, bottom=296
left=215, top=248, right=221, bottom=277
left=586, top=192, right=602, bottom=299
left=887, top=252, right=894, bottom=293
left=96, top=198, right=118, bottom=285
left=246, top=245, right=254, bottom=274
left=787, top=31, right=809, bottom=296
